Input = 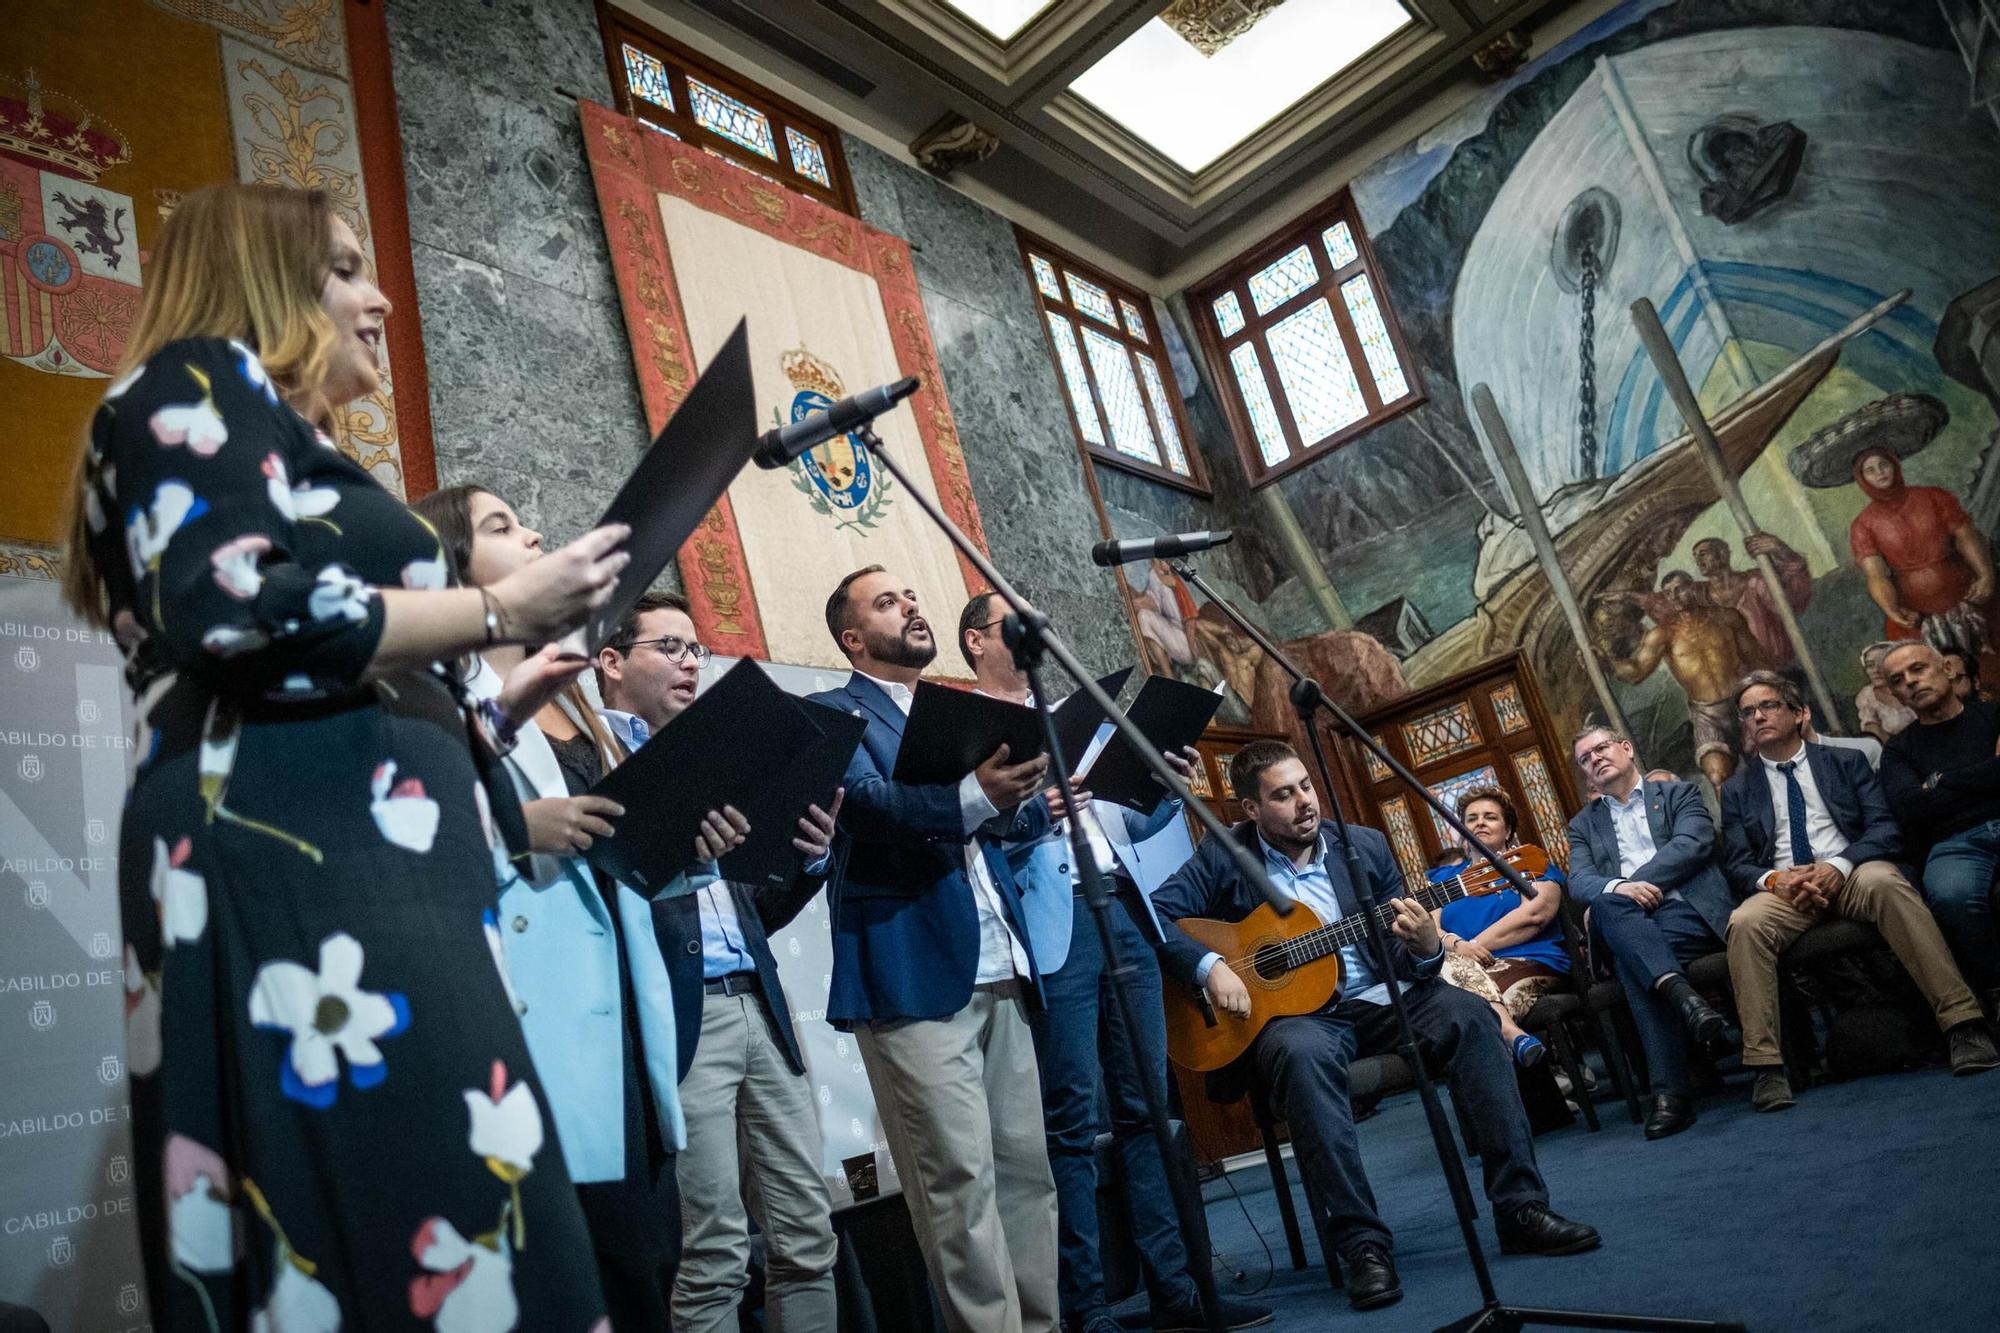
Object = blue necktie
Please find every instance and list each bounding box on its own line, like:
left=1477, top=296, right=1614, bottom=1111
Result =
left=1776, top=760, right=1814, bottom=868
left=629, top=716, right=650, bottom=747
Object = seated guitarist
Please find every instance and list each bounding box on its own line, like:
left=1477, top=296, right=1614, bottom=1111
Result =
left=1151, top=742, right=1600, bottom=1312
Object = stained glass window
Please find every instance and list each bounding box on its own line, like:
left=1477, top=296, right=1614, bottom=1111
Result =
left=1380, top=796, right=1428, bottom=889
left=1426, top=765, right=1499, bottom=843
left=1230, top=343, right=1289, bottom=466
left=1323, top=220, right=1359, bottom=269
left=1045, top=314, right=1103, bottom=446
left=1137, top=355, right=1189, bottom=474
left=1120, top=298, right=1149, bottom=341
left=1030, top=254, right=1062, bottom=301
left=1401, top=700, right=1483, bottom=767
left=1213, top=291, right=1245, bottom=338
left=1341, top=273, right=1410, bottom=403
left=623, top=44, right=674, bottom=111
left=785, top=127, right=831, bottom=187
left=1193, top=193, right=1421, bottom=484
left=1247, top=244, right=1317, bottom=315
left=1082, top=324, right=1161, bottom=464
left=1511, top=747, right=1571, bottom=869
left=1267, top=298, right=1367, bottom=443
left=688, top=77, right=777, bottom=159
left=1065, top=272, right=1119, bottom=327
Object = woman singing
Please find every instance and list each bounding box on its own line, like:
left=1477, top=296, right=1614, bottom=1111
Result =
left=1427, top=786, right=1571, bottom=1069
left=63, top=183, right=627, bottom=1328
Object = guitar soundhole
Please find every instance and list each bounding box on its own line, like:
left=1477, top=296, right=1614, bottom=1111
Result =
left=1251, top=942, right=1290, bottom=982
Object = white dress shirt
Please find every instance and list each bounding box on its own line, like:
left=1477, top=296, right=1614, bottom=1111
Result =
left=854, top=670, right=1031, bottom=983
left=1603, top=784, right=1682, bottom=902
left=975, top=687, right=1116, bottom=881
left=1758, top=741, right=1854, bottom=888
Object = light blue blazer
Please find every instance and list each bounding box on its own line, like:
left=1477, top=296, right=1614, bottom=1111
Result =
left=1007, top=789, right=1185, bottom=974
left=473, top=665, right=687, bottom=1182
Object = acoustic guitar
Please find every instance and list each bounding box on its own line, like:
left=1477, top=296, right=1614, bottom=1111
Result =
left=1163, top=843, right=1552, bottom=1072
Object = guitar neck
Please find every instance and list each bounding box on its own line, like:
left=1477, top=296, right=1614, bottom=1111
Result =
left=1289, top=871, right=1477, bottom=965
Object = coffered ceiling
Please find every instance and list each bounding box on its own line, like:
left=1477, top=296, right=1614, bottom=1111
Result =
left=616, top=0, right=1588, bottom=284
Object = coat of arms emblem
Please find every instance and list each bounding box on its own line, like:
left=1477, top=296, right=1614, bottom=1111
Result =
left=780, top=346, right=894, bottom=532
left=30, top=999, right=55, bottom=1030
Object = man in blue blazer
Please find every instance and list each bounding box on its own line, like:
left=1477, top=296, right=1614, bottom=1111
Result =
left=1720, top=671, right=1993, bottom=1110
left=959, top=593, right=1271, bottom=1333
left=1566, top=724, right=1734, bottom=1139
left=807, top=566, right=1060, bottom=1333
left=597, top=590, right=844, bottom=1332
left=1154, top=741, right=1599, bottom=1312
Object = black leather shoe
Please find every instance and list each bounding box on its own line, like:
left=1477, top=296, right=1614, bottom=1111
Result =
left=1672, top=987, right=1729, bottom=1054
left=1344, top=1243, right=1402, bottom=1311
left=1152, top=1296, right=1275, bottom=1331
left=1643, top=1092, right=1696, bottom=1140
left=1497, top=1200, right=1602, bottom=1255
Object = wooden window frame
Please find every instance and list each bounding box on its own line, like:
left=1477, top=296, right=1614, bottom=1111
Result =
left=1016, top=230, right=1211, bottom=496
left=596, top=2, right=859, bottom=216
left=1188, top=190, right=1425, bottom=490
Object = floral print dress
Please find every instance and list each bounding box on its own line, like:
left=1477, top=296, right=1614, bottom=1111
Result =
left=85, top=338, right=607, bottom=1330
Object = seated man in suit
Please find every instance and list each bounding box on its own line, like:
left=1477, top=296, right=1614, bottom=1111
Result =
left=1566, top=725, right=1733, bottom=1140
left=595, top=591, right=844, bottom=1332
left=808, top=567, right=1060, bottom=1332
left=959, top=593, right=1271, bottom=1333
left=1154, top=741, right=1599, bottom=1313
left=1720, top=670, right=1995, bottom=1112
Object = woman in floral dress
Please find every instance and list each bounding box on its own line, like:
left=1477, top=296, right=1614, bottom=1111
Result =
left=61, top=183, right=629, bottom=1330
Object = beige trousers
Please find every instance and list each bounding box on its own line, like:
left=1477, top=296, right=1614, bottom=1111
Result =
left=1726, top=860, right=1983, bottom=1067
left=673, top=991, right=839, bottom=1333
left=855, top=980, right=1060, bottom=1333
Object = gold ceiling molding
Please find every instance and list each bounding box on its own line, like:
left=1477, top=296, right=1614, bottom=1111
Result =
left=1159, top=0, right=1289, bottom=58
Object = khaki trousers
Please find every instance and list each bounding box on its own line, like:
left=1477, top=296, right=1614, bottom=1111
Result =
left=1726, top=860, right=1983, bottom=1067
left=855, top=981, right=1060, bottom=1333
left=673, top=991, right=838, bottom=1333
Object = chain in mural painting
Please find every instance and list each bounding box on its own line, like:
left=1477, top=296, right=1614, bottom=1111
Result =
left=1576, top=242, right=1600, bottom=479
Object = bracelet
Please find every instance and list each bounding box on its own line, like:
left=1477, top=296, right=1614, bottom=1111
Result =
left=478, top=696, right=521, bottom=754
left=478, top=587, right=506, bottom=646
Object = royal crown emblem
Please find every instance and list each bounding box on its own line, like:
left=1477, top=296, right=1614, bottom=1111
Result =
left=0, top=71, right=131, bottom=182
left=779, top=345, right=894, bottom=532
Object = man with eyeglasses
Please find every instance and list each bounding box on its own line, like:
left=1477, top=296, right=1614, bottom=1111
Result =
left=596, top=590, right=844, bottom=1333
left=1566, top=724, right=1734, bottom=1139
left=1719, top=670, right=1994, bottom=1111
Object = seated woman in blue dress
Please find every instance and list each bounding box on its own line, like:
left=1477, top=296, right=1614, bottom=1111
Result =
left=1426, top=785, right=1570, bottom=1069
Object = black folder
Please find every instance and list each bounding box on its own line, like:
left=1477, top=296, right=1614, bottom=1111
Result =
left=583, top=659, right=857, bottom=894
left=1050, top=668, right=1133, bottom=770
left=889, top=671, right=1133, bottom=788
left=1077, top=674, right=1226, bottom=815
left=559, top=320, right=759, bottom=657
left=719, top=697, right=865, bottom=889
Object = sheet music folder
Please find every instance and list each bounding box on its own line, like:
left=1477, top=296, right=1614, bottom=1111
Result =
left=559, top=319, right=759, bottom=657
left=890, top=671, right=1130, bottom=788
left=583, top=659, right=859, bottom=892
left=1078, top=674, right=1226, bottom=815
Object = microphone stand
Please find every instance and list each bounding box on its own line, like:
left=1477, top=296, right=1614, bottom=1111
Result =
left=844, top=423, right=1275, bottom=1333
left=1166, top=558, right=1746, bottom=1333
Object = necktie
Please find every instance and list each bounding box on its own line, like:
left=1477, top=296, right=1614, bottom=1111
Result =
left=1776, top=761, right=1814, bottom=869
left=629, top=716, right=650, bottom=747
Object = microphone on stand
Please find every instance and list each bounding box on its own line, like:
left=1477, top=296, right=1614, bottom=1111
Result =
left=1090, top=530, right=1234, bottom=567
left=752, top=376, right=921, bottom=469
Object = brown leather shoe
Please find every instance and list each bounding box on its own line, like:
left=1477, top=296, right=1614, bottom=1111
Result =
left=1948, top=1022, right=2000, bottom=1075
left=1750, top=1068, right=1796, bottom=1112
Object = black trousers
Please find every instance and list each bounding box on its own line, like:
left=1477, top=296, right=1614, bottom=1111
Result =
left=1254, top=979, right=1548, bottom=1260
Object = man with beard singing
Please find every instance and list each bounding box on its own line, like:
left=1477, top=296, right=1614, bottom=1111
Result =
left=807, top=567, right=1061, bottom=1332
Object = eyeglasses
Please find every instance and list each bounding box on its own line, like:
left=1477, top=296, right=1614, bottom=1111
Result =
left=1576, top=739, right=1624, bottom=763
left=976, top=616, right=1009, bottom=634
left=625, top=635, right=711, bottom=666
left=1736, top=699, right=1794, bottom=720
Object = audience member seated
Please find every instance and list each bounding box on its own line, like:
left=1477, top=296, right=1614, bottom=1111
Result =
left=1566, top=726, right=1733, bottom=1140
left=1426, top=786, right=1570, bottom=1070
left=1856, top=640, right=1917, bottom=741
left=1880, top=643, right=2000, bottom=1003
left=1153, top=742, right=1599, bottom=1313
left=1719, top=671, right=1996, bottom=1111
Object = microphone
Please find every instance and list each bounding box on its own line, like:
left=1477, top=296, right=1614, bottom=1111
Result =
left=1090, top=530, right=1234, bottom=567
left=753, top=376, right=921, bottom=469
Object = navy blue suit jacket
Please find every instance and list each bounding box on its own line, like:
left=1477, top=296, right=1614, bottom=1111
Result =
left=1717, top=742, right=1904, bottom=900
left=806, top=673, right=1050, bottom=1027
left=1564, top=779, right=1734, bottom=940
left=1149, top=819, right=1443, bottom=991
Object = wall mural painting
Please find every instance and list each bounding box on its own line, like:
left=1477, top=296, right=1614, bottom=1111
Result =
left=1215, top=0, right=2000, bottom=787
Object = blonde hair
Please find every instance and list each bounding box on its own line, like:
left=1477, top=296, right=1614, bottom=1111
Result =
left=61, top=184, right=344, bottom=625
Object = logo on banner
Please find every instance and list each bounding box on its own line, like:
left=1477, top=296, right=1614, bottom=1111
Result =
left=116, top=1284, right=140, bottom=1315
left=77, top=697, right=100, bottom=725
left=90, top=931, right=113, bottom=959
left=30, top=999, right=56, bottom=1030
left=20, top=753, right=43, bottom=782
left=99, top=1053, right=122, bottom=1085
left=86, top=818, right=107, bottom=844
left=107, top=1154, right=129, bottom=1185
left=48, top=1234, right=74, bottom=1267
left=780, top=346, right=894, bottom=532
left=26, top=880, right=50, bottom=909
left=15, top=644, right=38, bottom=672
left=0, top=72, right=141, bottom=378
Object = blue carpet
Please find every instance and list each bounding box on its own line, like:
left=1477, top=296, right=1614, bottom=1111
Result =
left=1188, top=1066, right=2000, bottom=1332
